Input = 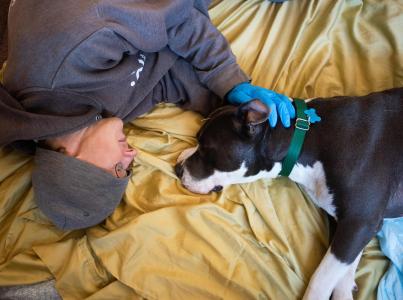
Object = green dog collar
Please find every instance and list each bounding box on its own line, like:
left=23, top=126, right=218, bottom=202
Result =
left=279, top=99, right=317, bottom=177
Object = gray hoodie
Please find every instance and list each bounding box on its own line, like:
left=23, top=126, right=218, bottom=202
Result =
left=0, top=0, right=249, bottom=147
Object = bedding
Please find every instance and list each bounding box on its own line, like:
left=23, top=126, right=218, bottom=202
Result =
left=1, top=0, right=402, bottom=299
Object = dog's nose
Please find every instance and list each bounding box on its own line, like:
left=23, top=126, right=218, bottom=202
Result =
left=211, top=185, right=223, bottom=192
left=175, top=163, right=184, bottom=178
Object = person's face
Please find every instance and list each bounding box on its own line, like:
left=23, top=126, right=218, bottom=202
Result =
left=76, top=117, right=136, bottom=176
left=46, top=117, right=136, bottom=177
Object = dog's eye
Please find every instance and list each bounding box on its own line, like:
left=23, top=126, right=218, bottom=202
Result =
left=198, top=145, right=211, bottom=156
left=198, top=145, right=205, bottom=154
left=197, top=146, right=215, bottom=164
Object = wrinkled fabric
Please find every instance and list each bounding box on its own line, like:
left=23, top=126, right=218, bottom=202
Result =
left=1, top=0, right=402, bottom=299
left=377, top=218, right=403, bottom=300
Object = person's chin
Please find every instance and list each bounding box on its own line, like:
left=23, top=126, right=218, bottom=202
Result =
left=122, top=150, right=136, bottom=169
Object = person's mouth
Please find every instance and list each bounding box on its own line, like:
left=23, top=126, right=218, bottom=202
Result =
left=122, top=147, right=137, bottom=169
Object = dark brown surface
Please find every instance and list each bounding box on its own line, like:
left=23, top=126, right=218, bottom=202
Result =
left=0, top=0, right=10, bottom=66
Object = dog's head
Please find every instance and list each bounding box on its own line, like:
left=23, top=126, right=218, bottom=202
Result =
left=175, top=99, right=280, bottom=194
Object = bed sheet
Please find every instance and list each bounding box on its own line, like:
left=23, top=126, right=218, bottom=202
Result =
left=1, top=0, right=402, bottom=299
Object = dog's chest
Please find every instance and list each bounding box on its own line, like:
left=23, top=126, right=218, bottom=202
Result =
left=288, top=161, right=337, bottom=218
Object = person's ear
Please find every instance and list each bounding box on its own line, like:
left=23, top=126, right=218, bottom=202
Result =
left=37, top=140, right=67, bottom=154
left=57, top=147, right=67, bottom=154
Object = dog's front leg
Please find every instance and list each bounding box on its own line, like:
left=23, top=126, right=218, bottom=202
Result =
left=302, top=248, right=353, bottom=300
left=302, top=219, right=380, bottom=300
left=331, top=251, right=362, bottom=300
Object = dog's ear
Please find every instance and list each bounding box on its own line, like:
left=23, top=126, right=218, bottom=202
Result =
left=237, top=99, right=270, bottom=124
left=236, top=99, right=270, bottom=136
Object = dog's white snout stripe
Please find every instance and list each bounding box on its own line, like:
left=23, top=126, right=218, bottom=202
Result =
left=180, top=162, right=282, bottom=195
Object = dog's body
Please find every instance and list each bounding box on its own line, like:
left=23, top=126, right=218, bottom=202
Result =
left=175, top=87, right=403, bottom=300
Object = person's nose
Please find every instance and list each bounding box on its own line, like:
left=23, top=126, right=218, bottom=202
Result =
left=109, top=117, right=124, bottom=130
left=116, top=118, right=124, bottom=130
left=175, top=163, right=184, bottom=178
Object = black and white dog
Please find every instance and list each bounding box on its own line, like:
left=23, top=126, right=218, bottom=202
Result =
left=175, top=88, right=403, bottom=300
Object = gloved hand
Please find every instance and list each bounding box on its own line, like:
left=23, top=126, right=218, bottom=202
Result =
left=226, top=82, right=295, bottom=127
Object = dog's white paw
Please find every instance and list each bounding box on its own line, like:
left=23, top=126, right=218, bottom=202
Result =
left=331, top=274, right=357, bottom=300
left=331, top=289, right=354, bottom=300
left=302, top=287, right=324, bottom=300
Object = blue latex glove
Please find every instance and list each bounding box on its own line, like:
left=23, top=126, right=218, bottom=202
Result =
left=226, top=82, right=295, bottom=127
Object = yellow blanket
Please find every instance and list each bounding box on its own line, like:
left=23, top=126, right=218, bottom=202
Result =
left=1, top=0, right=402, bottom=299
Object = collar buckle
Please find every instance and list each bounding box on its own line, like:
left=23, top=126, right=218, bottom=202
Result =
left=295, top=117, right=310, bottom=131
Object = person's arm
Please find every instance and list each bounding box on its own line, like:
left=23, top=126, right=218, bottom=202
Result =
left=167, top=7, right=249, bottom=99
left=104, top=0, right=293, bottom=126
left=167, top=8, right=295, bottom=126
left=100, top=0, right=247, bottom=98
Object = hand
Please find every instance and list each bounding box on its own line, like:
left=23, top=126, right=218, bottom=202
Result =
left=226, top=82, right=295, bottom=127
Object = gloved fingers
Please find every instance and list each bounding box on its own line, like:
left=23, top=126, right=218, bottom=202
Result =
left=278, top=101, right=291, bottom=127
left=253, top=88, right=277, bottom=98
left=252, top=89, right=278, bottom=106
left=278, top=94, right=296, bottom=119
left=256, top=90, right=293, bottom=127
left=267, top=92, right=295, bottom=127
left=268, top=102, right=278, bottom=127
left=248, top=89, right=280, bottom=127
left=268, top=92, right=295, bottom=116
left=228, top=84, right=294, bottom=128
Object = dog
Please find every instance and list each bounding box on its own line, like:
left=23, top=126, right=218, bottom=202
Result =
left=175, top=87, right=403, bottom=300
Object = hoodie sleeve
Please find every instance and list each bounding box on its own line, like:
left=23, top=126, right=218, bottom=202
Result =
left=167, top=7, right=250, bottom=98
left=98, top=0, right=193, bottom=52
left=99, top=0, right=249, bottom=98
